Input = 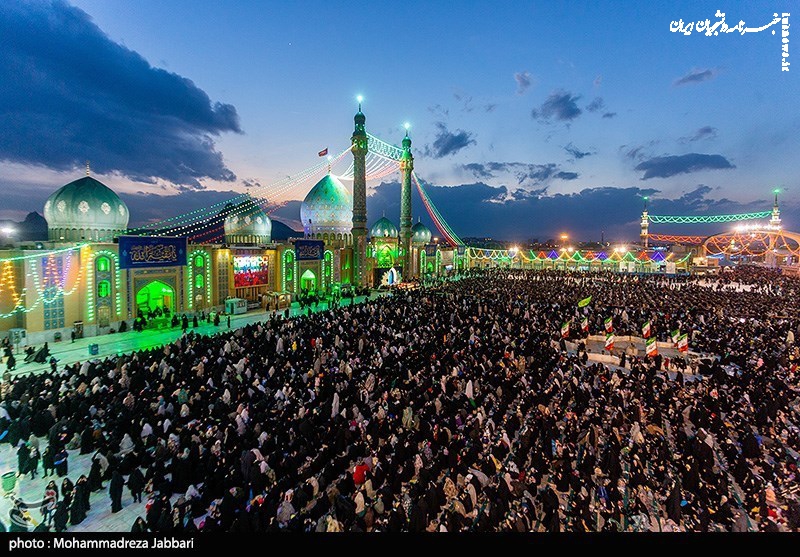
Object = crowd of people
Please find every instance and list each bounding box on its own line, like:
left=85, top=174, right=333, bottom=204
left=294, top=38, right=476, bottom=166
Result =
left=1, top=265, right=799, bottom=532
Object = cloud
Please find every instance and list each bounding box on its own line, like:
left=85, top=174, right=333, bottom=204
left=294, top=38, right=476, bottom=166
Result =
left=634, top=153, right=735, bottom=179
left=0, top=1, right=242, bottom=188
left=427, top=104, right=450, bottom=118
left=679, top=126, right=718, bottom=143
left=619, top=140, right=659, bottom=162
left=673, top=67, right=720, bottom=86
left=241, top=179, right=262, bottom=189
left=514, top=71, right=534, bottom=94
left=531, top=90, right=582, bottom=122
left=585, top=97, right=605, bottom=113
left=554, top=171, right=579, bottom=180
left=563, top=142, right=594, bottom=160
left=484, top=104, right=497, bottom=113
left=425, top=122, right=476, bottom=158
left=363, top=180, right=784, bottom=242
left=602, top=112, right=617, bottom=119
left=593, top=75, right=603, bottom=88
left=460, top=161, right=579, bottom=185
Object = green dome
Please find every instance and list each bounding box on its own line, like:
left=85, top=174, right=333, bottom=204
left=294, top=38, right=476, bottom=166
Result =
left=370, top=216, right=398, bottom=239
left=300, top=174, right=352, bottom=236
left=224, top=196, right=271, bottom=244
left=43, top=176, right=129, bottom=242
left=412, top=220, right=432, bottom=244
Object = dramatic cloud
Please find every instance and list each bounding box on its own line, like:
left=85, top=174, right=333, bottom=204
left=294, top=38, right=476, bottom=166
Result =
left=514, top=71, right=534, bottom=94
left=635, top=153, right=735, bottom=179
left=425, top=122, right=476, bottom=158
left=563, top=142, right=594, bottom=160
left=362, top=181, right=786, bottom=242
left=0, top=1, right=241, bottom=188
left=674, top=67, right=719, bottom=86
left=241, top=179, right=262, bottom=189
left=531, top=90, right=582, bottom=122
left=460, top=161, right=579, bottom=185
left=679, top=126, right=718, bottom=143
left=602, top=112, right=617, bottom=119
left=585, top=97, right=605, bottom=112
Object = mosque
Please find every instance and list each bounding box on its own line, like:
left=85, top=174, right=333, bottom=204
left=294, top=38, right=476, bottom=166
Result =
left=0, top=106, right=438, bottom=345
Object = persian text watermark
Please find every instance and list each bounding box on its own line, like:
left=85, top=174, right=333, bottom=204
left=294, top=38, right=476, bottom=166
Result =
left=670, top=10, right=789, bottom=72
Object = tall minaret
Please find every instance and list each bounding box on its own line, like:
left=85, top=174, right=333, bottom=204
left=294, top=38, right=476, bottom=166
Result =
left=640, top=196, right=649, bottom=248
left=351, top=97, right=368, bottom=287
left=770, top=188, right=782, bottom=228
left=399, top=125, right=414, bottom=277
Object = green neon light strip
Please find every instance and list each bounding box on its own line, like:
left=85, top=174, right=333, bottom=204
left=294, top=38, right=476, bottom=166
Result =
left=648, top=211, right=772, bottom=224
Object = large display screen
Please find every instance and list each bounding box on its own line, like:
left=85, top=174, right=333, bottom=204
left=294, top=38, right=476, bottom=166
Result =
left=234, top=255, right=269, bottom=287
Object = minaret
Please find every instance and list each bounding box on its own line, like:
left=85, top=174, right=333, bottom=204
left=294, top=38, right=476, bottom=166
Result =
left=399, top=125, right=414, bottom=277
left=770, top=189, right=782, bottom=228
left=351, top=98, right=368, bottom=287
left=640, top=196, right=649, bottom=248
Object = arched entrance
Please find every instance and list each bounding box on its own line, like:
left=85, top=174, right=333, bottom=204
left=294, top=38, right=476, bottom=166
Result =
left=136, top=280, right=175, bottom=314
left=300, top=269, right=317, bottom=292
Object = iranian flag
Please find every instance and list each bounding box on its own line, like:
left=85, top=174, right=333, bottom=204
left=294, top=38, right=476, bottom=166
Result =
left=605, top=333, right=615, bottom=351
left=642, top=321, right=651, bottom=339
left=604, top=317, right=613, bottom=333
left=678, top=333, right=689, bottom=352
left=581, top=316, right=589, bottom=332
left=671, top=329, right=681, bottom=345
left=318, top=147, right=329, bottom=157
left=561, top=321, right=570, bottom=338
left=646, top=336, right=658, bottom=357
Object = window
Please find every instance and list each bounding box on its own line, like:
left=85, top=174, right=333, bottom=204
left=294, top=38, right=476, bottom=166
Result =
left=97, top=280, right=111, bottom=298
left=195, top=255, right=205, bottom=267
left=195, top=273, right=204, bottom=289
left=96, top=256, right=109, bottom=272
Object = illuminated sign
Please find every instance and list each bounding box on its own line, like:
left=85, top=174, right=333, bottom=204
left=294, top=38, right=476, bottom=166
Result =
left=119, top=236, right=187, bottom=269
left=295, top=240, right=324, bottom=260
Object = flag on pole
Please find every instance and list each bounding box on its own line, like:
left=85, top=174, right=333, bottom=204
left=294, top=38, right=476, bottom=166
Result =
left=671, top=329, right=681, bottom=345
left=646, top=336, right=658, bottom=357
left=318, top=147, right=328, bottom=157
left=578, top=295, right=592, bottom=308
left=642, top=320, right=651, bottom=339
left=561, top=321, right=570, bottom=338
left=605, top=333, right=615, bottom=351
left=581, top=316, right=589, bottom=332
left=678, top=333, right=688, bottom=352
left=604, top=317, right=613, bottom=333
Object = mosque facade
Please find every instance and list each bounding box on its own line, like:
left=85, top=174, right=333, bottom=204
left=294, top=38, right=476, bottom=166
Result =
left=0, top=108, right=440, bottom=345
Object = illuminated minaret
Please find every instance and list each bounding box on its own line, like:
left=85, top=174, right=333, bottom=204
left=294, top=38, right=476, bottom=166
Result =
left=770, top=188, right=782, bottom=228
left=351, top=97, right=368, bottom=287
left=640, top=196, right=649, bottom=248
left=399, top=124, right=414, bottom=277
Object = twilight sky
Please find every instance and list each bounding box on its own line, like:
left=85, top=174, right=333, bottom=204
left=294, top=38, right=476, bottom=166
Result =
left=0, top=0, right=797, bottom=242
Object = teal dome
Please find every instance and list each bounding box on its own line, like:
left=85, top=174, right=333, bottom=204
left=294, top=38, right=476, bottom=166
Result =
left=412, top=220, right=432, bottom=244
left=224, top=196, right=271, bottom=244
left=300, top=174, right=352, bottom=236
left=370, top=216, right=398, bottom=239
left=43, top=176, right=129, bottom=242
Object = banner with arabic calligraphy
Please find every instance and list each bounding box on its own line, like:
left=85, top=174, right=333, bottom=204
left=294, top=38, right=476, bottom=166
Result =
left=295, top=240, right=324, bottom=261
left=119, top=236, right=187, bottom=269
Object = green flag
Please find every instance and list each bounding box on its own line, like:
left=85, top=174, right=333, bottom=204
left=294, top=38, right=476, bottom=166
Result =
left=578, top=296, right=592, bottom=308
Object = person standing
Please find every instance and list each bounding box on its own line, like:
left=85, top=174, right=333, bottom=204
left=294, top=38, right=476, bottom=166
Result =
left=127, top=466, right=145, bottom=503
left=42, top=445, right=55, bottom=478
left=110, top=470, right=124, bottom=513
left=54, top=448, right=68, bottom=477
left=42, top=481, right=58, bottom=526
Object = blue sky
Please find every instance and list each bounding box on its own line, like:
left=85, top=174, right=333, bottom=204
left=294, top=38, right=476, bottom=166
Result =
left=0, top=0, right=797, bottom=241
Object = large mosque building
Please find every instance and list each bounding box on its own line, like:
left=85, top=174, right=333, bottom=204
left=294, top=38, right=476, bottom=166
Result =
left=0, top=107, right=438, bottom=345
